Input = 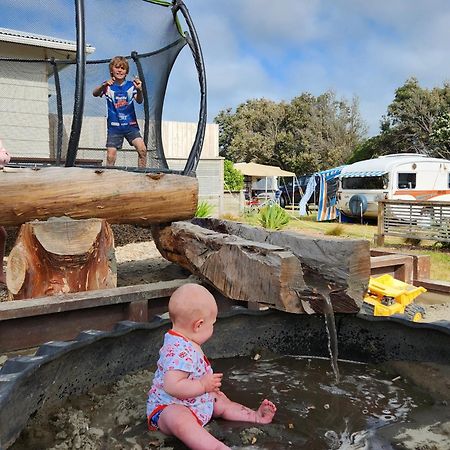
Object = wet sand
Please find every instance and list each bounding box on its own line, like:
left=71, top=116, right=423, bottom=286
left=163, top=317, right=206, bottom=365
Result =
left=11, top=355, right=450, bottom=450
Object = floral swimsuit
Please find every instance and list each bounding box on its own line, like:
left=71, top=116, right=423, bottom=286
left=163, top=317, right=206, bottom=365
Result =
left=147, top=330, right=214, bottom=429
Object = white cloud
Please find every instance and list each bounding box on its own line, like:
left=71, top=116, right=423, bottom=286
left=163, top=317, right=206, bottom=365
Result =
left=4, top=0, right=450, bottom=138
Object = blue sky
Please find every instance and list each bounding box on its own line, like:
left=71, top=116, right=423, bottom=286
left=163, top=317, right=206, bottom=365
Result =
left=174, top=0, right=450, bottom=136
left=2, top=0, right=450, bottom=137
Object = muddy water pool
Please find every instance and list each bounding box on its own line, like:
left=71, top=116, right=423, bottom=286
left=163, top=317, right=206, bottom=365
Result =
left=12, top=354, right=448, bottom=450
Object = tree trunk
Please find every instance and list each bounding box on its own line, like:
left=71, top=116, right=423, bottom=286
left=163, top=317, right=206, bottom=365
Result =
left=0, top=167, right=198, bottom=226
left=152, top=219, right=370, bottom=314
left=6, top=217, right=117, bottom=300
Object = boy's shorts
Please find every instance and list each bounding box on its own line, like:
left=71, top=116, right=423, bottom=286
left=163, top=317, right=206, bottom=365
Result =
left=106, top=128, right=142, bottom=149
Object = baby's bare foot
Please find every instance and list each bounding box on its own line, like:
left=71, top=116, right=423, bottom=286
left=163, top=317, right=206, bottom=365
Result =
left=255, top=399, right=276, bottom=424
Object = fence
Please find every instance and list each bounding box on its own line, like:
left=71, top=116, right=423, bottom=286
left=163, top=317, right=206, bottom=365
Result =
left=375, top=200, right=450, bottom=246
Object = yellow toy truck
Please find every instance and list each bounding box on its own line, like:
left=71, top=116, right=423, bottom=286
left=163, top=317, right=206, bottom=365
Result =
left=362, top=274, right=426, bottom=322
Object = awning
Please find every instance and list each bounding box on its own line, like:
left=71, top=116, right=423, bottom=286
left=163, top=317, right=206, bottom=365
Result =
left=234, top=162, right=295, bottom=177
left=340, top=170, right=387, bottom=178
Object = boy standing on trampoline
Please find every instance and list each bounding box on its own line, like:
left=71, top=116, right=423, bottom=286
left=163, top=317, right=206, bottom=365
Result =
left=93, top=56, right=147, bottom=168
left=147, top=283, right=276, bottom=450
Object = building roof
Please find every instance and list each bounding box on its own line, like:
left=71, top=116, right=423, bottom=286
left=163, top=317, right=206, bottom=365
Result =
left=0, top=27, right=95, bottom=54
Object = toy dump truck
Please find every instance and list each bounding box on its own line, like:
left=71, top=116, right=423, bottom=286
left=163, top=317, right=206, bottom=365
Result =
left=362, top=274, right=427, bottom=322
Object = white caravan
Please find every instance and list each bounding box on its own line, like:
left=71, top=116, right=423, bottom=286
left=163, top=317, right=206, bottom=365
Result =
left=337, top=154, right=450, bottom=218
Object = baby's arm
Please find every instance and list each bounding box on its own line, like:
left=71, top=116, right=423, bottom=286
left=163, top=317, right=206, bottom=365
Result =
left=164, top=370, right=223, bottom=400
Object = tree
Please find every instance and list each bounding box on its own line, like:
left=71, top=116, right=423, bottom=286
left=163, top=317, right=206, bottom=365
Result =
left=430, top=112, right=450, bottom=159
left=223, top=159, right=244, bottom=191
left=374, top=78, right=450, bottom=158
left=214, top=91, right=367, bottom=175
left=216, top=99, right=287, bottom=165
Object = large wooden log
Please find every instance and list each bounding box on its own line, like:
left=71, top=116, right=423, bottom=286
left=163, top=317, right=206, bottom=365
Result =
left=6, top=217, right=117, bottom=300
left=152, top=219, right=371, bottom=314
left=0, top=167, right=198, bottom=226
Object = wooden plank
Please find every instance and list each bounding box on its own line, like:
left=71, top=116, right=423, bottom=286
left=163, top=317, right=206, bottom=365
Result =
left=370, top=255, right=414, bottom=283
left=0, top=278, right=190, bottom=320
left=413, top=279, right=450, bottom=294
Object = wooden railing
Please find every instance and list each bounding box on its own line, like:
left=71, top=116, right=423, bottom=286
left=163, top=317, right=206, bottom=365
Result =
left=375, top=199, right=450, bottom=246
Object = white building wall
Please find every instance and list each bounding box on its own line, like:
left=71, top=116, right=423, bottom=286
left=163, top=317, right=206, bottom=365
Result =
left=0, top=48, right=50, bottom=156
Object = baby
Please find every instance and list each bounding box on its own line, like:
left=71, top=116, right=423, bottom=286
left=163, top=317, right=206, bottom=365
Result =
left=147, top=283, right=276, bottom=450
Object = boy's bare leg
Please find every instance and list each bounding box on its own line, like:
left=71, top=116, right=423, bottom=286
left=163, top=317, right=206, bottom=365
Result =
left=157, top=404, right=230, bottom=450
left=213, top=391, right=276, bottom=424
left=132, top=137, right=147, bottom=168
left=0, top=226, right=6, bottom=285
left=106, top=147, right=117, bottom=166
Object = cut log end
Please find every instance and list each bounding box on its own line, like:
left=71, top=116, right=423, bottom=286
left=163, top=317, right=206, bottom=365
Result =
left=6, top=217, right=117, bottom=300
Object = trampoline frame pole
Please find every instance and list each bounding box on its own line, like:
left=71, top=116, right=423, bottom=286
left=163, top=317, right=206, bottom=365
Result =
left=50, top=58, right=64, bottom=166
left=66, top=0, right=86, bottom=167
left=174, top=0, right=207, bottom=176
left=131, top=51, right=151, bottom=150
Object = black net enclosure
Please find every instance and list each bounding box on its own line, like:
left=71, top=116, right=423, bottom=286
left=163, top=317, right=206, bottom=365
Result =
left=0, top=0, right=206, bottom=175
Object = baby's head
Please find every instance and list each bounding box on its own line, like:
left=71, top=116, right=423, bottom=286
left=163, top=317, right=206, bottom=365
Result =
left=168, top=283, right=218, bottom=345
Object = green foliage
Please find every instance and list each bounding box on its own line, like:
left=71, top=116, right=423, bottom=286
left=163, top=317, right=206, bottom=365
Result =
left=403, top=237, right=422, bottom=246
left=257, top=204, right=290, bottom=230
left=223, top=159, right=244, bottom=191
left=214, top=91, right=367, bottom=175
left=430, top=112, right=450, bottom=159
left=325, top=223, right=344, bottom=236
left=363, top=77, right=450, bottom=159
left=195, top=201, right=214, bottom=218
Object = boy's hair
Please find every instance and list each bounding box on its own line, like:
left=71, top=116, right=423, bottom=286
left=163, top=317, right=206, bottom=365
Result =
left=109, top=56, right=129, bottom=75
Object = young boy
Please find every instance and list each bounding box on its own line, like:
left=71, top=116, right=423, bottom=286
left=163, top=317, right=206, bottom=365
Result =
left=93, top=56, right=147, bottom=168
left=147, top=283, right=276, bottom=450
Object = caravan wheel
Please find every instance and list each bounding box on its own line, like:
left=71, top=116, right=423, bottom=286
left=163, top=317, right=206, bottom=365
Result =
left=349, top=194, right=368, bottom=216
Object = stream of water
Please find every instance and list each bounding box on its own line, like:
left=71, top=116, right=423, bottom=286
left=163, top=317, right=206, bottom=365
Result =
left=322, top=292, right=340, bottom=383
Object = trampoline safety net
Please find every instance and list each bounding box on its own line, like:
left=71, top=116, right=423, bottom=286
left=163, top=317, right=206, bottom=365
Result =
left=0, top=0, right=206, bottom=174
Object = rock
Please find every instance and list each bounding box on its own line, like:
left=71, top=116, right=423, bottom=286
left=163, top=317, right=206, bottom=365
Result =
left=88, top=427, right=104, bottom=438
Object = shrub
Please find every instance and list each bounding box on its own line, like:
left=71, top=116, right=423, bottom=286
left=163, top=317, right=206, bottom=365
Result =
left=404, top=237, right=421, bottom=246
left=257, top=204, right=290, bottom=230
left=325, top=224, right=344, bottom=236
left=195, top=201, right=214, bottom=218
left=224, top=160, right=244, bottom=191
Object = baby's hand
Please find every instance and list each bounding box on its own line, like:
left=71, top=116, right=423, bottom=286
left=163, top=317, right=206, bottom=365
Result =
left=200, top=372, right=223, bottom=393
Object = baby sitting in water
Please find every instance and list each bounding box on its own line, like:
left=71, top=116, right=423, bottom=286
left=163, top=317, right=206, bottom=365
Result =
left=146, top=283, right=276, bottom=450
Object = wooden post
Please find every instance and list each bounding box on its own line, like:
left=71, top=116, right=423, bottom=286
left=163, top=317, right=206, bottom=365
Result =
left=6, top=217, right=117, bottom=300
left=375, top=200, right=385, bottom=246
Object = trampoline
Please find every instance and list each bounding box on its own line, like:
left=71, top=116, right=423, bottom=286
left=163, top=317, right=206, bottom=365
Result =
left=0, top=0, right=206, bottom=175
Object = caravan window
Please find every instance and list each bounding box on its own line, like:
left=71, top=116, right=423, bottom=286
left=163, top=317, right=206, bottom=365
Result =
left=398, top=173, right=416, bottom=189
left=341, top=176, right=386, bottom=190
